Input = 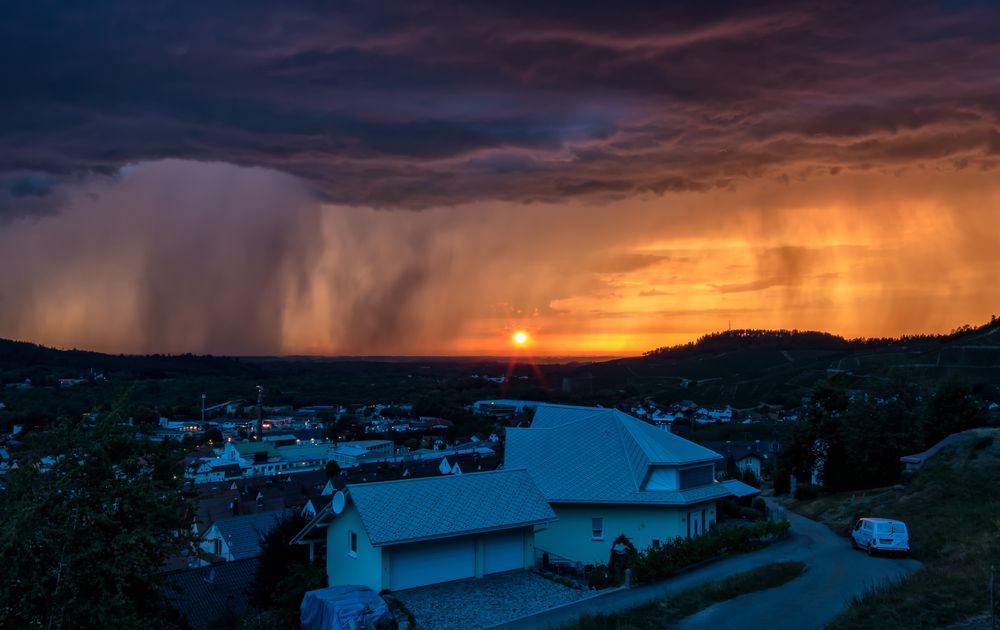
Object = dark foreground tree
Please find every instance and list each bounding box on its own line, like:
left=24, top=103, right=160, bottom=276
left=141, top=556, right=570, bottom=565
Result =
left=247, top=512, right=325, bottom=625
left=0, top=402, right=189, bottom=628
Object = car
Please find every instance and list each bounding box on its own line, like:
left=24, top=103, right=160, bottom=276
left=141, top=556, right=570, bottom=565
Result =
left=851, top=517, right=910, bottom=556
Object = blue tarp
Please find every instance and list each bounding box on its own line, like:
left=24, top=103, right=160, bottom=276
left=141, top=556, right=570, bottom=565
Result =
left=300, top=585, right=394, bottom=630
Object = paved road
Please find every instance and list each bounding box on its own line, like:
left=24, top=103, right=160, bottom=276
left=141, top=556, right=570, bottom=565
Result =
left=676, top=504, right=921, bottom=630
left=488, top=502, right=921, bottom=630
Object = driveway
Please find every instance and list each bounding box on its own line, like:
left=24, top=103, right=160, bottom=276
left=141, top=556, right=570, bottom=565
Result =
left=488, top=502, right=921, bottom=630
left=396, top=570, right=592, bottom=630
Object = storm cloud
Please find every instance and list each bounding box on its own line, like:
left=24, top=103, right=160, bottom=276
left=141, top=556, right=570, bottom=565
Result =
left=2, top=2, right=1000, bottom=356
left=2, top=1, right=999, bottom=207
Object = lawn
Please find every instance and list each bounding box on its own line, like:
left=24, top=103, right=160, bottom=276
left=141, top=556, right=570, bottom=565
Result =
left=787, top=429, right=1000, bottom=629
left=563, top=561, right=807, bottom=629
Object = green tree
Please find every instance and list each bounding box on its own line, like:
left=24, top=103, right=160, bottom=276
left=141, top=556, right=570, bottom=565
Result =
left=725, top=454, right=738, bottom=479
left=324, top=460, right=341, bottom=478
left=202, top=427, right=224, bottom=445
left=0, top=407, right=189, bottom=628
left=923, top=382, right=988, bottom=446
left=247, top=512, right=325, bottom=622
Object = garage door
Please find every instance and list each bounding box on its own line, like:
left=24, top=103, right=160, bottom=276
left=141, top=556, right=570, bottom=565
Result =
left=389, top=537, right=475, bottom=591
left=483, top=530, right=524, bottom=574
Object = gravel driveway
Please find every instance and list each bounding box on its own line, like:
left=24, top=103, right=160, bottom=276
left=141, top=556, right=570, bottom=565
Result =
left=394, top=570, right=593, bottom=630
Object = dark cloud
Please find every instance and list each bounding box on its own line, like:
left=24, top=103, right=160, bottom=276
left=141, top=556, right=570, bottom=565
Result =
left=0, top=173, right=67, bottom=222
left=1, top=1, right=999, bottom=207
left=592, top=253, right=669, bottom=274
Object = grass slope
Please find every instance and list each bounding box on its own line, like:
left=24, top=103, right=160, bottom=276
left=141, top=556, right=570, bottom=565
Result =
left=788, top=428, right=1000, bottom=629
left=564, top=561, right=807, bottom=630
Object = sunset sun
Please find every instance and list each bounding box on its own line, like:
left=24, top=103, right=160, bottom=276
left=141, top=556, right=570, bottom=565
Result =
left=512, top=331, right=529, bottom=346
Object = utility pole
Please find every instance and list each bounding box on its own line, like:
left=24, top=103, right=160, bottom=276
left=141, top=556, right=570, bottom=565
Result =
left=256, top=385, right=264, bottom=441
left=201, top=393, right=207, bottom=429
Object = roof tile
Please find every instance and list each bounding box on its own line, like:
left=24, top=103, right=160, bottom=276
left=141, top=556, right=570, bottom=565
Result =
left=347, top=469, right=554, bottom=546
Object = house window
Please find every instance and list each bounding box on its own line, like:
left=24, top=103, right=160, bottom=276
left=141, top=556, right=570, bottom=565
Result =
left=213, top=538, right=222, bottom=557
left=679, top=465, right=714, bottom=489
left=347, top=530, right=358, bottom=557
left=591, top=517, right=604, bottom=541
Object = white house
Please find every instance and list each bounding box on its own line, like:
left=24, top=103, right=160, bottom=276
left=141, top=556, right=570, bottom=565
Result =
left=199, top=508, right=295, bottom=564
left=187, top=457, right=248, bottom=484
left=293, top=469, right=555, bottom=592
left=505, top=404, right=733, bottom=565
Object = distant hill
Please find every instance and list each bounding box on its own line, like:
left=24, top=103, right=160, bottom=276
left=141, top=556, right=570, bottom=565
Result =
left=2, top=317, right=999, bottom=408
left=566, top=318, right=1000, bottom=407
left=0, top=337, right=256, bottom=381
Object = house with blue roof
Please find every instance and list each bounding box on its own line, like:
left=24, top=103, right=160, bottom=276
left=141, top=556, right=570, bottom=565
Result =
left=505, top=404, right=734, bottom=565
left=293, top=469, right=555, bottom=592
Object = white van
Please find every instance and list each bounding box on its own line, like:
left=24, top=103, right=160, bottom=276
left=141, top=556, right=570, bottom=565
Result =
left=851, top=518, right=910, bottom=556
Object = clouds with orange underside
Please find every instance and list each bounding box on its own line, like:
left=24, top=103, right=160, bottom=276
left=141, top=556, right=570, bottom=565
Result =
left=0, top=162, right=997, bottom=356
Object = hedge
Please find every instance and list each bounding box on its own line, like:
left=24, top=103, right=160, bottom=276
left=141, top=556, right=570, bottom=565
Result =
left=587, top=519, right=790, bottom=589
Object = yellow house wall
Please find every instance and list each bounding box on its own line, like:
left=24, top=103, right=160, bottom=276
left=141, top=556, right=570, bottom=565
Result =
left=326, top=505, right=385, bottom=592
left=534, top=501, right=717, bottom=565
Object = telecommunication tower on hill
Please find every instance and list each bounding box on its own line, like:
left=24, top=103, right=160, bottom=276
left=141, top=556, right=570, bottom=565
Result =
left=255, top=384, right=264, bottom=439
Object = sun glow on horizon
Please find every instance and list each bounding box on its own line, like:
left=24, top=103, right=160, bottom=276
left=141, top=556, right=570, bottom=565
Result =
left=512, top=330, right=529, bottom=346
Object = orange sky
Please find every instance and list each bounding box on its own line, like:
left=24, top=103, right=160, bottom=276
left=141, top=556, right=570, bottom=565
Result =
left=1, top=160, right=997, bottom=357
left=4, top=2, right=1000, bottom=356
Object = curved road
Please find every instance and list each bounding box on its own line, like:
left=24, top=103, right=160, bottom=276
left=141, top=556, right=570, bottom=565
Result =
left=489, top=502, right=920, bottom=630
left=676, top=504, right=921, bottom=630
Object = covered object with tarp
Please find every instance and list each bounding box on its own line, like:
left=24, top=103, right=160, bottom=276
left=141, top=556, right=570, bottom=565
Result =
left=301, top=585, right=395, bottom=630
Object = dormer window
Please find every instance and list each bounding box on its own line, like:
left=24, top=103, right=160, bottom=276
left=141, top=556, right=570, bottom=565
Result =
left=679, top=464, right=714, bottom=489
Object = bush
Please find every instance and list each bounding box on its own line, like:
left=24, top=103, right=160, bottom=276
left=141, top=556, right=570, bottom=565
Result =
left=751, top=497, right=768, bottom=514
left=607, top=534, right=640, bottom=581
left=718, top=498, right=742, bottom=519
left=585, top=563, right=621, bottom=590
left=603, top=520, right=791, bottom=587
left=738, top=507, right=764, bottom=521
left=794, top=483, right=822, bottom=500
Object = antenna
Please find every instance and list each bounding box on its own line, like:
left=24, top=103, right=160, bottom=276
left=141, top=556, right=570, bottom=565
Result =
left=256, top=385, right=264, bottom=440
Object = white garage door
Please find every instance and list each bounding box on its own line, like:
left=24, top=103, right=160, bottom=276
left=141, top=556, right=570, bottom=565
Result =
left=483, top=530, right=524, bottom=575
left=389, top=537, right=475, bottom=591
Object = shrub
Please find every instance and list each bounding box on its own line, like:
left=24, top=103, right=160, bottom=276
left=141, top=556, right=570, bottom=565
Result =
left=751, top=497, right=768, bottom=514
left=718, top=498, right=742, bottom=519
left=603, top=520, right=791, bottom=588
left=794, top=483, right=822, bottom=500
left=585, top=563, right=621, bottom=590
left=607, top=534, right=640, bottom=581
left=738, top=507, right=764, bottom=521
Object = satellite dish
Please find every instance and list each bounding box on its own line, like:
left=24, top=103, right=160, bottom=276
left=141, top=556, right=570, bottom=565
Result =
left=332, top=491, right=346, bottom=515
